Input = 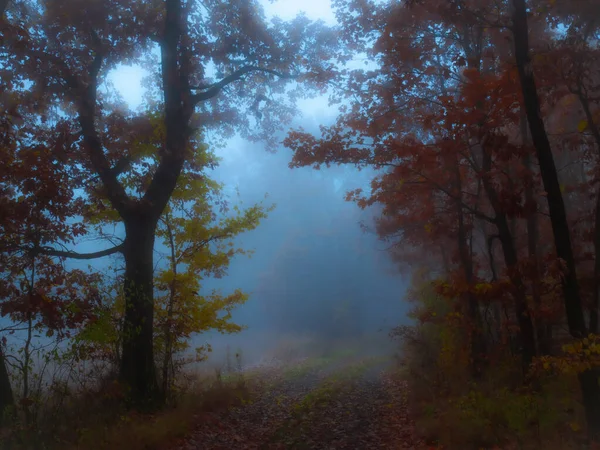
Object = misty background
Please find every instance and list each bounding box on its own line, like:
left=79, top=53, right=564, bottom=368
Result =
left=4, top=0, right=411, bottom=370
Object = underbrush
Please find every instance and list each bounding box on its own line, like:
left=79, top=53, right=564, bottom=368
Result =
left=407, top=370, right=583, bottom=449
left=396, top=280, right=587, bottom=450
left=1, top=335, right=390, bottom=450
left=1, top=363, right=252, bottom=450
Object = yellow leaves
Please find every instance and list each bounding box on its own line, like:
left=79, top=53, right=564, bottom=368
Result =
left=569, top=422, right=581, bottom=432
left=424, top=223, right=433, bottom=234
left=563, top=340, right=583, bottom=354
left=151, top=138, right=271, bottom=361
left=578, top=120, right=588, bottom=133
left=537, top=334, right=600, bottom=376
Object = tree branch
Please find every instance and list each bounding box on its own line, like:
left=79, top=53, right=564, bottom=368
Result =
left=75, top=32, right=132, bottom=219
left=176, top=232, right=235, bottom=264
left=190, top=66, right=297, bottom=103
left=33, top=243, right=124, bottom=260
left=0, top=0, right=10, bottom=18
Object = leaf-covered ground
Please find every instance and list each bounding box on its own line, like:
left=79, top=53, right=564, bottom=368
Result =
left=168, top=355, right=423, bottom=450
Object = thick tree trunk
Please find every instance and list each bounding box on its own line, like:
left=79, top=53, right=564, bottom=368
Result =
left=577, top=92, right=600, bottom=334
left=119, top=214, right=159, bottom=409
left=592, top=185, right=600, bottom=334
left=511, top=0, right=600, bottom=439
left=0, top=344, right=14, bottom=425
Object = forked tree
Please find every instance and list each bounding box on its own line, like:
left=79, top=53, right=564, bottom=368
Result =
left=1, top=0, right=336, bottom=408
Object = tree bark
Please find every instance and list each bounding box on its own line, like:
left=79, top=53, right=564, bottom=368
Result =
left=454, top=160, right=487, bottom=379
left=524, top=151, right=553, bottom=354
left=480, top=160, right=536, bottom=376
left=511, top=0, right=600, bottom=439
left=521, top=105, right=551, bottom=354
left=576, top=91, right=600, bottom=334
left=0, top=343, right=14, bottom=425
left=161, top=214, right=177, bottom=403
left=592, top=185, right=600, bottom=334
left=119, top=214, right=159, bottom=409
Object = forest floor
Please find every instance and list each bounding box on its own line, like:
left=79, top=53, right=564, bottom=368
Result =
left=166, top=351, right=423, bottom=450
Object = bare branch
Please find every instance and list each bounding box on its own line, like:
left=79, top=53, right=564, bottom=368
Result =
left=190, top=66, right=297, bottom=103
left=33, top=243, right=124, bottom=260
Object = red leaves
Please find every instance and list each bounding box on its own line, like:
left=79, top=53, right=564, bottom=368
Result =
left=285, top=126, right=372, bottom=170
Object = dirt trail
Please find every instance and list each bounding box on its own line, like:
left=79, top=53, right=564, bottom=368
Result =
left=171, top=356, right=422, bottom=450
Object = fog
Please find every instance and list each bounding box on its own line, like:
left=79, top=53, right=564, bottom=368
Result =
left=1, top=0, right=411, bottom=379
left=98, top=0, right=411, bottom=369
left=192, top=133, right=410, bottom=368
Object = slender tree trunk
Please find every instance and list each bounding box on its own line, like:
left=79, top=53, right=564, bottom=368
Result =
left=0, top=343, right=14, bottom=425
left=486, top=234, right=504, bottom=346
left=22, top=256, right=36, bottom=426
left=511, top=0, right=600, bottom=439
left=119, top=214, right=159, bottom=409
left=521, top=108, right=550, bottom=356
left=487, top=234, right=499, bottom=283
left=440, top=244, right=451, bottom=275
left=522, top=117, right=552, bottom=354
left=454, top=161, right=486, bottom=378
left=481, top=149, right=536, bottom=377
left=525, top=156, right=552, bottom=354
left=161, top=215, right=177, bottom=402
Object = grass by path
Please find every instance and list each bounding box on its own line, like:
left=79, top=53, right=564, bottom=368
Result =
left=171, top=353, right=422, bottom=450
left=3, top=337, right=419, bottom=450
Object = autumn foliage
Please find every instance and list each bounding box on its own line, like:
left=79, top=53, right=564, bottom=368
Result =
left=285, top=0, right=600, bottom=446
left=3, top=0, right=600, bottom=448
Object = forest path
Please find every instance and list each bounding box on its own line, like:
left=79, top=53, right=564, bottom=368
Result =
left=169, top=354, right=422, bottom=450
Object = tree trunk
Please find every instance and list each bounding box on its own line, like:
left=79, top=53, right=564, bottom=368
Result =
left=592, top=185, right=600, bottom=334
left=161, top=214, right=177, bottom=403
left=0, top=344, right=14, bottom=425
left=119, top=214, right=159, bottom=409
left=454, top=161, right=487, bottom=379
left=480, top=148, right=536, bottom=377
left=576, top=92, right=600, bottom=334
left=511, top=0, right=600, bottom=439
left=523, top=130, right=553, bottom=355
left=525, top=154, right=552, bottom=354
